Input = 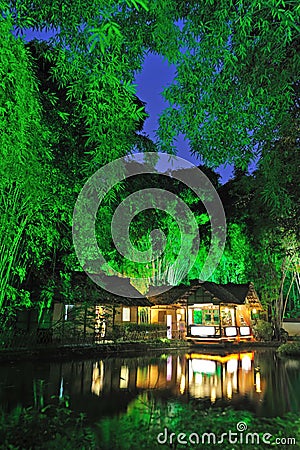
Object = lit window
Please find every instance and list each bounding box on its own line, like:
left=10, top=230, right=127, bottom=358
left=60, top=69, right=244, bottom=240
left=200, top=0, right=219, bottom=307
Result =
left=191, top=326, right=215, bottom=336
left=225, top=327, right=237, bottom=337
left=122, top=307, right=130, bottom=322
left=138, top=307, right=149, bottom=323
left=64, top=305, right=74, bottom=321
left=240, top=326, right=251, bottom=336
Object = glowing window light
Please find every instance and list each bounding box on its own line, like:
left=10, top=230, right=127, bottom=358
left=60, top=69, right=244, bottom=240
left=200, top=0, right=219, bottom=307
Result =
left=64, top=304, right=74, bottom=321
left=191, top=326, right=215, bottom=336
left=225, top=327, right=237, bottom=337
left=191, top=359, right=216, bottom=374
left=240, top=326, right=251, bottom=336
left=122, top=307, right=130, bottom=322
left=227, top=358, right=238, bottom=373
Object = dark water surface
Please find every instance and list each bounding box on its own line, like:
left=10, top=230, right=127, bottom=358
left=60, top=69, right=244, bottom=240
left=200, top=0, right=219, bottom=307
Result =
left=0, top=349, right=299, bottom=419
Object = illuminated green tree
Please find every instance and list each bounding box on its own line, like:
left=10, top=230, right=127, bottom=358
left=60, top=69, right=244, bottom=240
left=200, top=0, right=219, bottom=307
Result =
left=0, top=16, right=56, bottom=322
left=1, top=0, right=299, bottom=327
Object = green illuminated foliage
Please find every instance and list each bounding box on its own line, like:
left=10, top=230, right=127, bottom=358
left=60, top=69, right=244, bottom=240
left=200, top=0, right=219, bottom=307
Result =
left=0, top=15, right=55, bottom=320
left=0, top=0, right=298, bottom=326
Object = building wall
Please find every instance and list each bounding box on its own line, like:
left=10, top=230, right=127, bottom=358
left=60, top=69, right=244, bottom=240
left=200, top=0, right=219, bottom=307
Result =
left=114, top=306, right=138, bottom=324
left=282, top=320, right=300, bottom=336
left=150, top=306, right=176, bottom=325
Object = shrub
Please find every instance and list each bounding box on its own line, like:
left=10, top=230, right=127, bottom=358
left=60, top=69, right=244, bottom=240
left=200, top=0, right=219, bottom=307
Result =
left=277, top=341, right=300, bottom=356
left=0, top=401, right=96, bottom=449
left=252, top=320, right=273, bottom=341
left=108, top=323, right=166, bottom=341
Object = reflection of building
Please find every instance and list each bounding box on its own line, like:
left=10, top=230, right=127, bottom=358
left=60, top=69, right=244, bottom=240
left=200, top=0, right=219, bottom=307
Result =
left=89, top=351, right=265, bottom=414
left=186, top=352, right=264, bottom=404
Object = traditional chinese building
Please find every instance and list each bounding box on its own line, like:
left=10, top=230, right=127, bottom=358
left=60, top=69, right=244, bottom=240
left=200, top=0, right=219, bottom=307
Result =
left=147, top=281, right=264, bottom=342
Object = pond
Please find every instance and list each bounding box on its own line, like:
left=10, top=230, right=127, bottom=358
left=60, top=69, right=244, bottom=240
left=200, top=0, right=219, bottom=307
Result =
left=0, top=349, right=299, bottom=421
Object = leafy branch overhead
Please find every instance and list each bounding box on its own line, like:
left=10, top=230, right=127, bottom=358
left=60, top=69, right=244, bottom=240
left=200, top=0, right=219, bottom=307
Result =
left=0, top=0, right=299, bottom=323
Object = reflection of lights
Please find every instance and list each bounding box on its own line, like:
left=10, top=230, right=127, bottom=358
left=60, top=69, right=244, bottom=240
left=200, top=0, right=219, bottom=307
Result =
left=167, top=356, right=172, bottom=381
left=187, top=353, right=239, bottom=364
left=195, top=373, right=203, bottom=384
left=177, top=357, right=182, bottom=382
left=192, top=359, right=216, bottom=374
left=92, top=361, right=104, bottom=396
left=227, top=358, right=238, bottom=373
left=224, top=307, right=229, bottom=313
left=255, top=372, right=261, bottom=393
left=225, top=327, right=237, bottom=337
left=211, top=386, right=216, bottom=403
left=59, top=378, right=64, bottom=399
left=233, top=371, right=238, bottom=390
left=241, top=355, right=252, bottom=371
left=252, top=309, right=257, bottom=314
left=180, top=374, right=186, bottom=394
left=120, top=365, right=129, bottom=389
left=190, top=326, right=215, bottom=336
left=227, top=380, right=232, bottom=399
left=240, top=326, right=251, bottom=336
left=136, top=366, right=149, bottom=388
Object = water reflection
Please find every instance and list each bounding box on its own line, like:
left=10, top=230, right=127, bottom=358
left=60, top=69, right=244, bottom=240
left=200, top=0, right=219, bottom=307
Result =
left=0, top=350, right=299, bottom=418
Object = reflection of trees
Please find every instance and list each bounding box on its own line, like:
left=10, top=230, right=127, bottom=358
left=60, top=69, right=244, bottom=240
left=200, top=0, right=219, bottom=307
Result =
left=255, top=351, right=300, bottom=416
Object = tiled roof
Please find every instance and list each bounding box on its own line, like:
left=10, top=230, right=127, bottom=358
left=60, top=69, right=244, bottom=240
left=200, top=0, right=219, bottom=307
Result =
left=61, top=272, right=152, bottom=307
left=147, top=280, right=259, bottom=306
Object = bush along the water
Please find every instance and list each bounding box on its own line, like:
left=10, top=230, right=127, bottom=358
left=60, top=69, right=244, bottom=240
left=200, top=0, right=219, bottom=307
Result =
left=277, top=341, right=300, bottom=356
left=252, top=320, right=274, bottom=341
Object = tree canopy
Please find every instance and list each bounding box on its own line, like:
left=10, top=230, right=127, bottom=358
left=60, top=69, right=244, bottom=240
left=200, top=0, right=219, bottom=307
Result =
left=0, top=0, right=299, bottom=325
